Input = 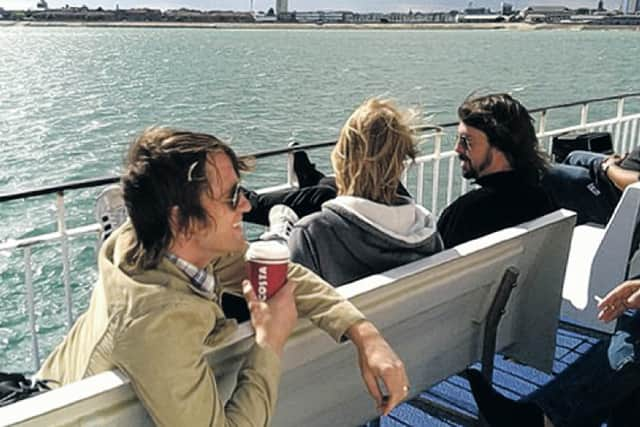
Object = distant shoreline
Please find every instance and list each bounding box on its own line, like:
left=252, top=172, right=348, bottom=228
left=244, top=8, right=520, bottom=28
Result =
left=2, top=21, right=640, bottom=31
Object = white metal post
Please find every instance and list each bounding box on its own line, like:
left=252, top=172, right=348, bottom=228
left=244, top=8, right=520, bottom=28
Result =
left=538, top=110, right=547, bottom=136
left=286, top=152, right=296, bottom=187
left=56, top=191, right=74, bottom=328
left=580, top=103, right=589, bottom=127
left=446, top=156, right=455, bottom=206
left=622, top=120, right=631, bottom=154
left=614, top=98, right=625, bottom=152
left=415, top=163, right=424, bottom=207
left=24, top=247, right=40, bottom=371
left=431, top=133, right=442, bottom=215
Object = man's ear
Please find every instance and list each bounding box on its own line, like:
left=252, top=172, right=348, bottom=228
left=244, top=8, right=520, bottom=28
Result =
left=492, top=147, right=514, bottom=171
left=169, top=206, right=180, bottom=234
left=171, top=206, right=198, bottom=241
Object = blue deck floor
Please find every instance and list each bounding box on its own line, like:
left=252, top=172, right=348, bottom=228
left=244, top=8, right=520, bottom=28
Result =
left=366, top=324, right=604, bottom=426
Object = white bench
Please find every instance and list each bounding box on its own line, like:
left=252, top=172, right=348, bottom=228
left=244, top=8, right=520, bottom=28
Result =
left=1, top=210, right=575, bottom=427
left=562, top=181, right=640, bottom=333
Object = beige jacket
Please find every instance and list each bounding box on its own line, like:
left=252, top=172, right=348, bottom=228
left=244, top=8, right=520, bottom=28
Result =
left=37, top=223, right=365, bottom=426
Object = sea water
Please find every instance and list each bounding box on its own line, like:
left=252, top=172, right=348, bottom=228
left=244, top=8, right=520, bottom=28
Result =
left=1, top=27, right=640, bottom=371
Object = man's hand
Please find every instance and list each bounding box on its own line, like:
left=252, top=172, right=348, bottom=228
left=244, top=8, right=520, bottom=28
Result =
left=243, top=280, right=298, bottom=357
left=603, top=154, right=623, bottom=171
left=602, top=154, right=639, bottom=191
left=597, top=279, right=640, bottom=323
left=347, top=320, right=409, bottom=416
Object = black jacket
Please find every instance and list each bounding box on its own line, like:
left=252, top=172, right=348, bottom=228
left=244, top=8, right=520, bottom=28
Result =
left=289, top=196, right=443, bottom=287
left=437, top=171, right=555, bottom=249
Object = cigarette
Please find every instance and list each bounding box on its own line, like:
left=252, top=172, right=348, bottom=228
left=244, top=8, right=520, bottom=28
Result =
left=594, top=295, right=604, bottom=304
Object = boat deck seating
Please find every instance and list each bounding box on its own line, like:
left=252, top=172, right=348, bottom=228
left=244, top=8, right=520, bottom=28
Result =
left=562, top=181, right=640, bottom=333
left=0, top=210, right=576, bottom=427
left=367, top=323, right=605, bottom=426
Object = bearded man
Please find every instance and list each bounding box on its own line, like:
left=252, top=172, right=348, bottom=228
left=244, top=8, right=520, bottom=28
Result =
left=437, top=93, right=555, bottom=248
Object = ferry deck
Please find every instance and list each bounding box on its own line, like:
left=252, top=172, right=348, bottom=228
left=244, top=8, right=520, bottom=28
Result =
left=1, top=92, right=640, bottom=426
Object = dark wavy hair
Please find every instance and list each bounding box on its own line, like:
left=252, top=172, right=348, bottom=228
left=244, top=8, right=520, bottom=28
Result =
left=122, top=127, right=251, bottom=269
left=458, top=93, right=548, bottom=184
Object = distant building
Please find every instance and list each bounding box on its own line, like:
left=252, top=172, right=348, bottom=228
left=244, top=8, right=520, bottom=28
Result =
left=519, top=6, right=572, bottom=23
left=294, top=10, right=346, bottom=23
left=627, top=0, right=640, bottom=13
left=119, top=7, right=162, bottom=21
left=30, top=7, right=118, bottom=21
left=276, top=0, right=287, bottom=15
left=457, top=5, right=511, bottom=23
left=254, top=10, right=277, bottom=22
left=351, top=12, right=386, bottom=23
left=464, top=7, right=491, bottom=15
left=350, top=11, right=457, bottom=23
left=457, top=13, right=506, bottom=23
left=164, top=9, right=253, bottom=22
left=595, top=13, right=640, bottom=23
left=501, top=2, right=513, bottom=15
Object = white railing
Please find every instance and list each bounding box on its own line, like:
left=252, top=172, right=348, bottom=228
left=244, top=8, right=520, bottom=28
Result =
left=1, top=92, right=640, bottom=371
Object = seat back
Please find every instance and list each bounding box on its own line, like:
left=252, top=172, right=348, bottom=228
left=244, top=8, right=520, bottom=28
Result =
left=0, top=210, right=575, bottom=427
left=562, top=181, right=640, bottom=333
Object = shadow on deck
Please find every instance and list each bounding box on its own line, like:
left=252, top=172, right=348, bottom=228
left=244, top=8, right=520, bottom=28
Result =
left=366, top=322, right=607, bottom=426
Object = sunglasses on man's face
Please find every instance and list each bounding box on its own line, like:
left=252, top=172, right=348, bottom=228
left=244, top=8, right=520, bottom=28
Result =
left=456, top=134, right=471, bottom=151
left=221, top=182, right=247, bottom=210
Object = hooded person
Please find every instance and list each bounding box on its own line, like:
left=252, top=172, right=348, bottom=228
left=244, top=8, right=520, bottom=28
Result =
left=288, top=98, right=443, bottom=287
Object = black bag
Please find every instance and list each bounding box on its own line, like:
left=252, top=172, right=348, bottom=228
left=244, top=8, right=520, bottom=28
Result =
left=552, top=131, right=613, bottom=163
left=0, top=372, right=52, bottom=407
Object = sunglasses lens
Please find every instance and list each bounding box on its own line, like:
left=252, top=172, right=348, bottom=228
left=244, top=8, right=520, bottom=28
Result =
left=458, top=136, right=469, bottom=151
left=232, top=185, right=244, bottom=209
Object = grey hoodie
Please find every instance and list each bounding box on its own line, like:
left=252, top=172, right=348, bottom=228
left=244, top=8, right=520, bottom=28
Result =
left=289, top=196, right=443, bottom=287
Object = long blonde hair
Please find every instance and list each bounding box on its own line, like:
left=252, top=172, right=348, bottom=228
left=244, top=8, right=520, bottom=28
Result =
left=332, top=98, right=418, bottom=204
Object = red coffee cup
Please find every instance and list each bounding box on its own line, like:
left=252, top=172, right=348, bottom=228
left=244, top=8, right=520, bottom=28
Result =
left=245, top=241, right=290, bottom=301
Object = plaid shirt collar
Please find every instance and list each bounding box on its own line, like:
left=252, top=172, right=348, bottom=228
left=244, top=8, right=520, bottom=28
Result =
left=165, top=253, right=217, bottom=301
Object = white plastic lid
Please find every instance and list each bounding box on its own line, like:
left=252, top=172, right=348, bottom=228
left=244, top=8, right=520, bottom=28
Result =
left=246, top=240, right=290, bottom=262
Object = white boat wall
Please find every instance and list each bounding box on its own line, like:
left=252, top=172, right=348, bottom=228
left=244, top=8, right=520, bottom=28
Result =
left=1, top=93, right=640, bottom=425
left=561, top=180, right=640, bottom=333
left=0, top=210, right=575, bottom=426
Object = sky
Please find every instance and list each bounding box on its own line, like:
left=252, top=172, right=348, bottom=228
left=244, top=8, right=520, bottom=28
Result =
left=0, top=0, right=621, bottom=13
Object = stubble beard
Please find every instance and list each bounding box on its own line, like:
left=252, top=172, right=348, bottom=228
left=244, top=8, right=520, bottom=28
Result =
left=460, top=149, right=494, bottom=180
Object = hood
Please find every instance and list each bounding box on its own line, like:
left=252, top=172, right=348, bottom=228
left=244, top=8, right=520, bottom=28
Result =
left=323, top=196, right=439, bottom=245
left=99, top=221, right=201, bottom=300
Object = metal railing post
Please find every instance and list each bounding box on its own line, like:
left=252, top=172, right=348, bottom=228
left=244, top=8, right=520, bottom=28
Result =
left=24, top=247, right=40, bottom=371
left=446, top=156, right=455, bottom=207
left=538, top=109, right=549, bottom=153
left=580, top=103, right=589, bottom=127
left=614, top=98, right=626, bottom=152
left=431, top=133, right=441, bottom=215
left=286, top=143, right=297, bottom=187
left=415, top=163, right=425, bottom=207
left=56, top=191, right=74, bottom=328
left=631, top=118, right=639, bottom=153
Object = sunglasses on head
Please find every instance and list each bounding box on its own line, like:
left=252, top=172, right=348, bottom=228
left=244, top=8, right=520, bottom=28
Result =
left=187, top=160, right=246, bottom=209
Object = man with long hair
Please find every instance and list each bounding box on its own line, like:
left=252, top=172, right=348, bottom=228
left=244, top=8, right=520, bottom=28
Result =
left=437, top=93, right=555, bottom=248
left=37, top=128, right=409, bottom=426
